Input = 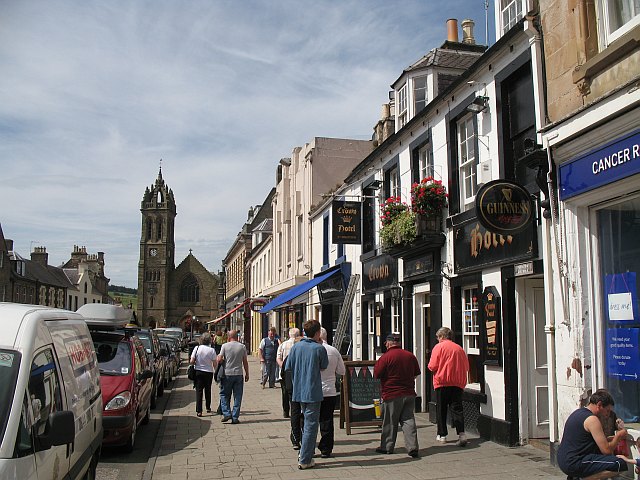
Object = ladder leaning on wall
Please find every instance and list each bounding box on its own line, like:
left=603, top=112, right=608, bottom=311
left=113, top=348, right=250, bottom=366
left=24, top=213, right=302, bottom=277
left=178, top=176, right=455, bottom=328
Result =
left=332, top=274, right=360, bottom=354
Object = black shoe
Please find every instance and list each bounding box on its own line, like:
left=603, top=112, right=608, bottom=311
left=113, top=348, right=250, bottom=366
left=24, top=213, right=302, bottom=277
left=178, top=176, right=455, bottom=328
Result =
left=320, top=451, right=332, bottom=458
left=283, top=412, right=290, bottom=418
left=231, top=419, right=240, bottom=424
left=375, top=447, right=392, bottom=454
left=221, top=416, right=232, bottom=422
left=408, top=450, right=420, bottom=458
left=206, top=409, right=212, bottom=413
left=293, top=443, right=301, bottom=450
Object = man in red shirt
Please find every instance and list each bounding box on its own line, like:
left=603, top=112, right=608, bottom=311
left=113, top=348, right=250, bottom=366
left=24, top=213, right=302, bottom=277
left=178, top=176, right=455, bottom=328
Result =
left=373, top=333, right=421, bottom=458
left=428, top=326, right=469, bottom=446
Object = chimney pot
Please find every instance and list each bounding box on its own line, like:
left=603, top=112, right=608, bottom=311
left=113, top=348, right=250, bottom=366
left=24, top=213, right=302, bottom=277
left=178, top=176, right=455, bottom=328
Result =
left=447, top=18, right=459, bottom=43
left=461, top=19, right=476, bottom=44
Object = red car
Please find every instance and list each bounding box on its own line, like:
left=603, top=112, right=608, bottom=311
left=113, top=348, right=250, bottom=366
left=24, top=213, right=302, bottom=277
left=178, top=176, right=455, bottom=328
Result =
left=90, top=329, right=153, bottom=452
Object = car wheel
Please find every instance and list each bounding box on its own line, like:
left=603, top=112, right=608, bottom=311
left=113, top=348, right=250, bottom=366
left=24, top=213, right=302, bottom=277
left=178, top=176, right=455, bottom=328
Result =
left=142, top=402, right=150, bottom=425
left=124, top=421, right=136, bottom=453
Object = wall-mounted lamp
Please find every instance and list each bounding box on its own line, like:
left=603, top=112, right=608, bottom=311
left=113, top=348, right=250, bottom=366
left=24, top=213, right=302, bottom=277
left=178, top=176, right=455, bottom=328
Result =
left=369, top=179, right=383, bottom=190
left=466, top=95, right=489, bottom=114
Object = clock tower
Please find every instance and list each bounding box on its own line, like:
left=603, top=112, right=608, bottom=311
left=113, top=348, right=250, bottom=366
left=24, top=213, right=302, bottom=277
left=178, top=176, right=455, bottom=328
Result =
left=137, top=167, right=176, bottom=327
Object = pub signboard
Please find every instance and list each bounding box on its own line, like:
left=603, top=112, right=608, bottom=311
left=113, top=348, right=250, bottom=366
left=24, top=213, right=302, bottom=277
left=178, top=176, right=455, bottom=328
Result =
left=362, top=254, right=397, bottom=293
left=481, top=286, right=502, bottom=366
left=453, top=217, right=537, bottom=273
left=475, top=180, right=534, bottom=235
left=403, top=253, right=434, bottom=280
left=332, top=200, right=362, bottom=244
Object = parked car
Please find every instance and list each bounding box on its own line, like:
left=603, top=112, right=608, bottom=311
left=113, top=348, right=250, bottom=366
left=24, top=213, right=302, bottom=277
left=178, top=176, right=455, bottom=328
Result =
left=134, top=328, right=166, bottom=407
left=0, top=303, right=103, bottom=479
left=158, top=336, right=180, bottom=383
left=79, top=304, right=153, bottom=453
left=163, top=327, right=185, bottom=349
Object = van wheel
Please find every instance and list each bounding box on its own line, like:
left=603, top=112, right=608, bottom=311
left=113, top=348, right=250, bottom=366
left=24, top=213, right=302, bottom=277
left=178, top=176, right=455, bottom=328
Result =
left=142, top=403, right=150, bottom=425
left=124, top=422, right=136, bottom=453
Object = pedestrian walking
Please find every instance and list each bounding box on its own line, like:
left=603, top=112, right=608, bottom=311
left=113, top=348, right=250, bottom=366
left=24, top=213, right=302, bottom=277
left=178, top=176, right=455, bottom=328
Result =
left=217, top=330, right=249, bottom=424
left=318, top=327, right=345, bottom=458
left=213, top=329, right=225, bottom=355
left=189, top=332, right=217, bottom=417
left=284, top=320, right=328, bottom=470
left=276, top=327, right=300, bottom=419
left=427, top=326, right=469, bottom=446
left=373, top=333, right=421, bottom=458
left=259, top=326, right=279, bottom=388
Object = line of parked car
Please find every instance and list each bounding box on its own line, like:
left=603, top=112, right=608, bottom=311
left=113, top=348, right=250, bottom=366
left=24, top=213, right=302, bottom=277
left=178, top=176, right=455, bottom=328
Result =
left=0, top=302, right=185, bottom=480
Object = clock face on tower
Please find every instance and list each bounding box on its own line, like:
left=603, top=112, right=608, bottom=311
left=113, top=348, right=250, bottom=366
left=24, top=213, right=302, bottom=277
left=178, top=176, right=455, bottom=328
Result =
left=149, top=248, right=158, bottom=257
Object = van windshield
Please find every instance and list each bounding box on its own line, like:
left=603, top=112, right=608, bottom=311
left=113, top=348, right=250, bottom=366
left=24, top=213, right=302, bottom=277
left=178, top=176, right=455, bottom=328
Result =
left=0, top=349, right=21, bottom=442
left=93, top=339, right=132, bottom=375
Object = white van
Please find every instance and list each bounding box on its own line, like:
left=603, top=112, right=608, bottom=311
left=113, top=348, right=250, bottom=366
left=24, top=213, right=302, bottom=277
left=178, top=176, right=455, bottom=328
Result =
left=0, top=303, right=103, bottom=480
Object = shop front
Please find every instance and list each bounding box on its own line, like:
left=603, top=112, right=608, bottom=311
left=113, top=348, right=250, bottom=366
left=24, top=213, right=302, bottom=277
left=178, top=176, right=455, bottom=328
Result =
left=555, top=125, right=640, bottom=430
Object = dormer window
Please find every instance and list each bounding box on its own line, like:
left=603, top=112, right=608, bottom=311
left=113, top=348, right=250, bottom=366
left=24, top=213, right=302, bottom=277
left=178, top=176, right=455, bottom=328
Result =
left=398, top=83, right=408, bottom=128
left=598, top=0, right=640, bottom=46
left=413, top=75, right=428, bottom=113
left=501, top=0, right=523, bottom=34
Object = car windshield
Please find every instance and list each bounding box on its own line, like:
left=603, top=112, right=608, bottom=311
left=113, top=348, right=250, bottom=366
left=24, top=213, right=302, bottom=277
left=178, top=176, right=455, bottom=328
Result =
left=164, top=330, right=182, bottom=340
left=0, top=349, right=21, bottom=443
left=93, top=337, right=132, bottom=375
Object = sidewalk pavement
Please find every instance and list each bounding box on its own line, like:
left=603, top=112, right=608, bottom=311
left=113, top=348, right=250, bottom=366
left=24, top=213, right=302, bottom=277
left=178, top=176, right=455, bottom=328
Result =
left=145, top=356, right=567, bottom=480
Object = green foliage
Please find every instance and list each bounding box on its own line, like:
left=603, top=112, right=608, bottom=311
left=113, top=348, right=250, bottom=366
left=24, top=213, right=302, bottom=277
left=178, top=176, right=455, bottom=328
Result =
left=380, top=196, right=409, bottom=226
left=380, top=209, right=417, bottom=247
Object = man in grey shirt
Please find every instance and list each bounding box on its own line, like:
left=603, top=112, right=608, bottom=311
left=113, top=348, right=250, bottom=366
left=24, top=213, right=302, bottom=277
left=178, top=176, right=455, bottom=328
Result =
left=217, top=330, right=249, bottom=424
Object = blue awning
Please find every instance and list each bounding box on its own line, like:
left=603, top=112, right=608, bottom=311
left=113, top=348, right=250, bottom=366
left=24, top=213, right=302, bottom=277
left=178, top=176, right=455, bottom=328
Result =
left=260, top=269, right=340, bottom=314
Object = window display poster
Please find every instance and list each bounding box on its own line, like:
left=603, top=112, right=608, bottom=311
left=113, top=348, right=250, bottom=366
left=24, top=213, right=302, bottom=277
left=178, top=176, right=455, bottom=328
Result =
left=606, top=328, right=640, bottom=380
left=604, top=272, right=639, bottom=322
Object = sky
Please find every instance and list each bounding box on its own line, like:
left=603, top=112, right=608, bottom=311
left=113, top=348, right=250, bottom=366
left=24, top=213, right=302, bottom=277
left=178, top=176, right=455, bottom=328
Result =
left=0, top=0, right=493, bottom=289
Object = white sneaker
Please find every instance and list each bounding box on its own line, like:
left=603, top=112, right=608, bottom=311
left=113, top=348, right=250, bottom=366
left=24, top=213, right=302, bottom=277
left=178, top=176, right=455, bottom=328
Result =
left=298, top=459, right=315, bottom=470
left=456, top=433, right=468, bottom=447
left=436, top=435, right=447, bottom=443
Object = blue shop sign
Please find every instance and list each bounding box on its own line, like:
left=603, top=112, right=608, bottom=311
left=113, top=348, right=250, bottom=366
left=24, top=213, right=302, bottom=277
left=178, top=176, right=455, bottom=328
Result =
left=559, top=130, right=640, bottom=200
left=606, top=328, right=640, bottom=381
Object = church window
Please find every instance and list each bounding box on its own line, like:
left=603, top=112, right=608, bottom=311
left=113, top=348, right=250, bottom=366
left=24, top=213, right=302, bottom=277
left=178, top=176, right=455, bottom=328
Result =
left=156, top=219, right=162, bottom=240
left=146, top=219, right=152, bottom=240
left=180, top=274, right=200, bottom=303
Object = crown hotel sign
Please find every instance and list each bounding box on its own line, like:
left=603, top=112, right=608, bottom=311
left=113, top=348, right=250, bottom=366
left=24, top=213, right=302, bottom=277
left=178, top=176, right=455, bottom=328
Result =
left=475, top=180, right=533, bottom=235
left=332, top=200, right=362, bottom=244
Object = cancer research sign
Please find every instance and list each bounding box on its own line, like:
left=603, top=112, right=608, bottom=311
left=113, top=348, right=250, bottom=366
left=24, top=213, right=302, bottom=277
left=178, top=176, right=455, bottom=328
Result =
left=559, top=130, right=640, bottom=200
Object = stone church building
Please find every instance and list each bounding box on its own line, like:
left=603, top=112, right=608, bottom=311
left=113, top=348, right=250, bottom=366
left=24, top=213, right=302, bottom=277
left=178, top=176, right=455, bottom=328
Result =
left=136, top=169, right=219, bottom=328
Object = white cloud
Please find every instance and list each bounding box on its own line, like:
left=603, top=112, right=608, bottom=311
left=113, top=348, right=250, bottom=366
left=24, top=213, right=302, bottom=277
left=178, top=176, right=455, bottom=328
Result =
left=0, top=0, right=492, bottom=287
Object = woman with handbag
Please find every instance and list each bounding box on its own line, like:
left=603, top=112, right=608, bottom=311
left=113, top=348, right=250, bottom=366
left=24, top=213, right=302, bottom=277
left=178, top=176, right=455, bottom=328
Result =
left=189, top=332, right=217, bottom=417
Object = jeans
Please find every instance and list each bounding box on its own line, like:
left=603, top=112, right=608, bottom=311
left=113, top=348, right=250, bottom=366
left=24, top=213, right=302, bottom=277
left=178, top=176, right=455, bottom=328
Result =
left=380, top=396, right=418, bottom=453
left=299, top=401, right=321, bottom=465
left=435, top=386, right=465, bottom=437
left=220, top=375, right=244, bottom=420
left=261, top=359, right=277, bottom=387
left=194, top=370, right=213, bottom=413
left=318, top=395, right=337, bottom=454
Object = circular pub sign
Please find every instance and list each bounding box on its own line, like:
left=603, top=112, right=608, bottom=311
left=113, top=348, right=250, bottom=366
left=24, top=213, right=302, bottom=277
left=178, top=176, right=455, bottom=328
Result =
left=475, top=180, right=533, bottom=235
left=250, top=299, right=267, bottom=312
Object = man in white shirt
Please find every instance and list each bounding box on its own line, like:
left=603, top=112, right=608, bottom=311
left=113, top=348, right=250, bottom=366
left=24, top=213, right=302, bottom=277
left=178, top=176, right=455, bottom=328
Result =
left=276, top=328, right=300, bottom=419
left=318, top=327, right=346, bottom=458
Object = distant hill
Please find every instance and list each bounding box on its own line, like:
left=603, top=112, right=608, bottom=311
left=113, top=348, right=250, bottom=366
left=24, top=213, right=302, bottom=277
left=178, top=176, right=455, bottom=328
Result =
left=109, top=285, right=137, bottom=311
left=109, top=284, right=137, bottom=295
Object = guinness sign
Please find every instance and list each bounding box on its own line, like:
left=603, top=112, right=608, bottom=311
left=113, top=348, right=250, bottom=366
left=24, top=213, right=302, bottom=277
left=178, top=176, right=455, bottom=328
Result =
left=475, top=180, right=533, bottom=235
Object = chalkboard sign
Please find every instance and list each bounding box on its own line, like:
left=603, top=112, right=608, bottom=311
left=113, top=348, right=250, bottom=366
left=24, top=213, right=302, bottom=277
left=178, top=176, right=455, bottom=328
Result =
left=341, top=360, right=382, bottom=434
left=481, top=286, right=502, bottom=366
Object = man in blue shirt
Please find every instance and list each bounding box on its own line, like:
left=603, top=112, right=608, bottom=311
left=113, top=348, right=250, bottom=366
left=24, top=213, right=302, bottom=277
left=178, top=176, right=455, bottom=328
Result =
left=285, top=319, right=328, bottom=470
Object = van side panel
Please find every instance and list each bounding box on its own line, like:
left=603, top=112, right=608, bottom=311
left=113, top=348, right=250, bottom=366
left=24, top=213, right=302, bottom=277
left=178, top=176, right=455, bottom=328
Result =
left=48, top=320, right=103, bottom=479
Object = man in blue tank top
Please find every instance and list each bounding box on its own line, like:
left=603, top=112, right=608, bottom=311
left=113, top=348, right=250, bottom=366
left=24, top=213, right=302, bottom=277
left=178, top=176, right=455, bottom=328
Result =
left=557, top=389, right=628, bottom=479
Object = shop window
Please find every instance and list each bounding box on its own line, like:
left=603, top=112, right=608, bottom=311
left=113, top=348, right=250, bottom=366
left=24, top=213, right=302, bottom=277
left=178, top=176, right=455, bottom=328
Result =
left=461, top=286, right=481, bottom=386
left=598, top=194, right=640, bottom=423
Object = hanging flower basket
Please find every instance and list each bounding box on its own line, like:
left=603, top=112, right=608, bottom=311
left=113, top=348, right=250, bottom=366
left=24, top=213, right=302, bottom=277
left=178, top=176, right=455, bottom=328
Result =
left=411, top=177, right=448, bottom=216
left=380, top=196, right=408, bottom=227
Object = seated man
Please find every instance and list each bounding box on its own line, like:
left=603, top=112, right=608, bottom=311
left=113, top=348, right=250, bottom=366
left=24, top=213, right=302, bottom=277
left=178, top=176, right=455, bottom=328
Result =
left=557, top=389, right=628, bottom=479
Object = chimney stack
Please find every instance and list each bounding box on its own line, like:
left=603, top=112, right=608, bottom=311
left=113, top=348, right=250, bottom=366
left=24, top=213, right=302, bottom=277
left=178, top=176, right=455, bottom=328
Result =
left=446, top=19, right=459, bottom=43
left=31, top=246, right=49, bottom=266
left=461, top=19, right=476, bottom=44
